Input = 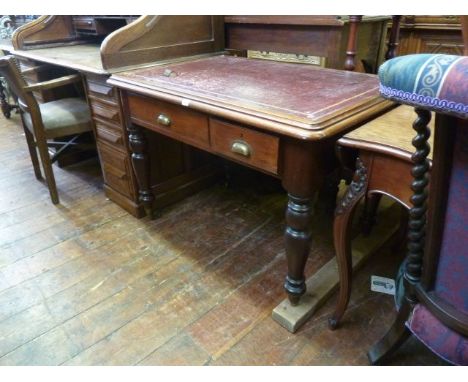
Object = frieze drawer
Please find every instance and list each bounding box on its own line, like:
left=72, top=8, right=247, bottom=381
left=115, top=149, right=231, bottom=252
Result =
left=210, top=118, right=279, bottom=175
left=127, top=94, right=210, bottom=148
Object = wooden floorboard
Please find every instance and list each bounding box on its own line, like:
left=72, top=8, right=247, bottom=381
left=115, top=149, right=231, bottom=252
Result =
left=0, top=113, right=447, bottom=365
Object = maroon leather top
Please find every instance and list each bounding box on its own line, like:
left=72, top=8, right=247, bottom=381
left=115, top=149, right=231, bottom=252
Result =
left=110, top=55, right=386, bottom=135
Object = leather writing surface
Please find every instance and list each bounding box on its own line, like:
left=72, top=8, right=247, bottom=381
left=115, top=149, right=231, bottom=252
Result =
left=111, top=55, right=382, bottom=130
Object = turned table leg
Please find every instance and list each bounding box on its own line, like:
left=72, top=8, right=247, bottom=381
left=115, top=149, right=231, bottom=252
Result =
left=284, top=194, right=314, bottom=304
left=128, top=123, right=154, bottom=218
left=281, top=139, right=331, bottom=304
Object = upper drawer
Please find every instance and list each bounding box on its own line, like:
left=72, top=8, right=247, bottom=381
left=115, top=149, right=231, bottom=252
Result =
left=210, top=118, right=279, bottom=175
left=127, top=94, right=209, bottom=148
left=86, top=78, right=118, bottom=104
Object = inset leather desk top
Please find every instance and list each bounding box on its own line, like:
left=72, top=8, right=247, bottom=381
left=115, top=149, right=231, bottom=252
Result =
left=109, top=55, right=391, bottom=139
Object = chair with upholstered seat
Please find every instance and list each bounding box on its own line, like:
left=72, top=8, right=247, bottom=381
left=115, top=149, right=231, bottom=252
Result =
left=331, top=52, right=468, bottom=365
left=0, top=55, right=93, bottom=204
left=367, top=53, right=468, bottom=365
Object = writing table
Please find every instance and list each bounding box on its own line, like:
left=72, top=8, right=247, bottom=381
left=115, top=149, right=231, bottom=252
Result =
left=109, top=55, right=393, bottom=311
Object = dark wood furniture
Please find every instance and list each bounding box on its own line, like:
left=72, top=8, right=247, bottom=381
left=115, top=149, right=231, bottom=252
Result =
left=328, top=105, right=435, bottom=329
left=7, top=15, right=392, bottom=219
left=0, top=55, right=94, bottom=204
left=224, top=16, right=390, bottom=74
left=108, top=55, right=392, bottom=304
left=9, top=15, right=225, bottom=216
left=390, top=16, right=465, bottom=55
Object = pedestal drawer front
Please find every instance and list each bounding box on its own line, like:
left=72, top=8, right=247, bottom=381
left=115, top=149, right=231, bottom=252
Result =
left=86, top=75, right=119, bottom=106
left=87, top=81, right=118, bottom=105
left=98, top=143, right=134, bottom=198
left=210, top=118, right=279, bottom=175
left=127, top=94, right=209, bottom=147
left=95, top=121, right=125, bottom=148
left=90, top=102, right=121, bottom=125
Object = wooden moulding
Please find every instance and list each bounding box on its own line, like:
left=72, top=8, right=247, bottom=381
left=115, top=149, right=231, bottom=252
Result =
left=12, top=15, right=76, bottom=50
left=100, top=16, right=225, bottom=70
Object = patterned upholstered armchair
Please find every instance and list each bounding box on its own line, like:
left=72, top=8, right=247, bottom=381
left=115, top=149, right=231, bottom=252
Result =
left=368, top=54, right=468, bottom=365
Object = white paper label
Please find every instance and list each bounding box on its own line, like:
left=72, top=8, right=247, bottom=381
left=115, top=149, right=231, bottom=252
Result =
left=181, top=99, right=190, bottom=107
left=371, top=276, right=395, bottom=295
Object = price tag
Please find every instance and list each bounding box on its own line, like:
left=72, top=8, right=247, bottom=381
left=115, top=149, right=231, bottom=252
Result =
left=371, top=276, right=395, bottom=295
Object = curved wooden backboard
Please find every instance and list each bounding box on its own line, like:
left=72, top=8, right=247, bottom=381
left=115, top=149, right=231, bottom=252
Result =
left=100, top=15, right=224, bottom=70
left=12, top=15, right=75, bottom=50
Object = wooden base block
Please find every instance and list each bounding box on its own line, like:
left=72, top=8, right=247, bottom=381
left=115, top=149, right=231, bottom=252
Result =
left=272, top=207, right=400, bottom=333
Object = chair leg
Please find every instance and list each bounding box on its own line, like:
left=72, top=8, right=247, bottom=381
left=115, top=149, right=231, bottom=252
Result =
left=360, top=193, right=382, bottom=236
left=367, top=299, right=412, bottom=365
left=22, top=124, right=42, bottom=180
left=329, top=157, right=368, bottom=330
left=36, top=137, right=59, bottom=204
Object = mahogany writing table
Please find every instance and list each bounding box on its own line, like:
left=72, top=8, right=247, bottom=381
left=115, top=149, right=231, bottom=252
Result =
left=108, top=55, right=392, bottom=308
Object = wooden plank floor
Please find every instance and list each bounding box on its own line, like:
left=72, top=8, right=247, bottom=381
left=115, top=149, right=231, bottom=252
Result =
left=0, top=113, right=446, bottom=366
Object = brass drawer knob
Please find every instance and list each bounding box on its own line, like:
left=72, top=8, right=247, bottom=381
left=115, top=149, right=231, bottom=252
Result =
left=157, top=114, right=171, bottom=126
left=231, top=140, right=251, bottom=157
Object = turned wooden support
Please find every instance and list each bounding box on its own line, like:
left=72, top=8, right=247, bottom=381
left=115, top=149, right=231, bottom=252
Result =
left=284, top=194, right=313, bottom=305
left=128, top=123, right=154, bottom=218
left=385, top=16, right=402, bottom=60
left=344, top=16, right=363, bottom=71
left=405, top=108, right=431, bottom=299
left=281, top=139, right=331, bottom=305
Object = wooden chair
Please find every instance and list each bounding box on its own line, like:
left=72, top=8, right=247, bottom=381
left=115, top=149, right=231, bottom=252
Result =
left=0, top=55, right=93, bottom=204
left=332, top=52, right=468, bottom=365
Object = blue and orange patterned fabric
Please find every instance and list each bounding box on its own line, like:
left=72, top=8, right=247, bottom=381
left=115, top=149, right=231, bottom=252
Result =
left=378, top=54, right=468, bottom=119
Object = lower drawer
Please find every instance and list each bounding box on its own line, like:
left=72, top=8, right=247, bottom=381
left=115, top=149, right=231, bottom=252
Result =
left=98, top=143, right=135, bottom=199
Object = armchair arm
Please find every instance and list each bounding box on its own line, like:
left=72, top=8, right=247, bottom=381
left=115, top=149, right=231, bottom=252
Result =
left=23, top=73, right=82, bottom=92
left=20, top=64, right=50, bottom=76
